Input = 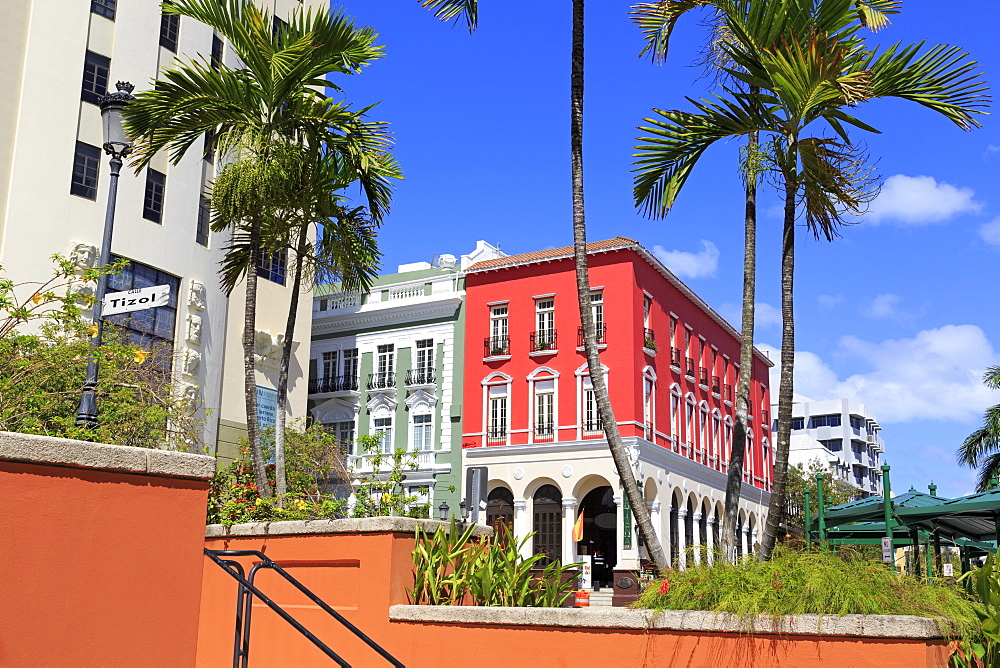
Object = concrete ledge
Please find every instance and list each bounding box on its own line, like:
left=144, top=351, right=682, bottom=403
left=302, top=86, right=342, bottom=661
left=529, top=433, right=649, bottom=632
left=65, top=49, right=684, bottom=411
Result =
left=206, top=517, right=494, bottom=538
left=0, top=431, right=215, bottom=480
left=388, top=605, right=946, bottom=639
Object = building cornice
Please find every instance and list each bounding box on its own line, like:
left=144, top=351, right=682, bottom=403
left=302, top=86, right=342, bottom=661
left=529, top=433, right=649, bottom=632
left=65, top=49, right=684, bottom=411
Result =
left=313, top=297, right=462, bottom=334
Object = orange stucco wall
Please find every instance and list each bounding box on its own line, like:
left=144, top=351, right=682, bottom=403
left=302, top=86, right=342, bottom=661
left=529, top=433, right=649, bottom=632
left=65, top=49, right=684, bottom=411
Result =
left=198, top=531, right=950, bottom=668
left=0, top=460, right=210, bottom=667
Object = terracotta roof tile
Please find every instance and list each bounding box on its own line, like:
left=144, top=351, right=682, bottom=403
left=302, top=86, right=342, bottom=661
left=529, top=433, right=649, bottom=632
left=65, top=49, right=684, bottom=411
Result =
left=467, top=236, right=640, bottom=272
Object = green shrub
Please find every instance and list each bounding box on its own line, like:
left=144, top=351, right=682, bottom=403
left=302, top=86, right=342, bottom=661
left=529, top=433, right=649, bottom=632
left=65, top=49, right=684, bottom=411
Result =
left=952, top=552, right=1000, bottom=667
left=409, top=520, right=581, bottom=607
left=635, top=546, right=980, bottom=638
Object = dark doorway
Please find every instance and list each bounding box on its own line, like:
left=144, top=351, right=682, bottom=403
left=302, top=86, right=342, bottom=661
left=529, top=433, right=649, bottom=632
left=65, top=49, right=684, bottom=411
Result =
left=487, top=487, right=514, bottom=536
left=532, top=484, right=562, bottom=565
left=578, top=486, right=617, bottom=589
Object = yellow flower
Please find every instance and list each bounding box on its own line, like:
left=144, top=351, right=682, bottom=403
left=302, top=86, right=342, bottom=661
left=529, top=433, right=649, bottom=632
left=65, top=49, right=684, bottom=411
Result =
left=88, top=325, right=99, bottom=338
left=30, top=293, right=42, bottom=305
left=133, top=348, right=149, bottom=364
left=255, top=498, right=265, bottom=505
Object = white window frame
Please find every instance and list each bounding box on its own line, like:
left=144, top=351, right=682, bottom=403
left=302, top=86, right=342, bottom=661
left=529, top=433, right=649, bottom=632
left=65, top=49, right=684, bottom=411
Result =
left=412, top=412, right=433, bottom=451
left=482, top=372, right=512, bottom=446
left=373, top=416, right=393, bottom=454
left=528, top=367, right=559, bottom=444
left=670, top=384, right=681, bottom=449
left=575, top=363, right=610, bottom=440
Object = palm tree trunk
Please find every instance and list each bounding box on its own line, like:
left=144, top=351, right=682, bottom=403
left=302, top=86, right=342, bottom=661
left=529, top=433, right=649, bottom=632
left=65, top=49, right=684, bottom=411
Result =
left=570, top=0, right=669, bottom=573
left=721, top=124, right=758, bottom=563
left=759, top=170, right=796, bottom=560
left=243, top=215, right=272, bottom=497
left=273, top=223, right=309, bottom=498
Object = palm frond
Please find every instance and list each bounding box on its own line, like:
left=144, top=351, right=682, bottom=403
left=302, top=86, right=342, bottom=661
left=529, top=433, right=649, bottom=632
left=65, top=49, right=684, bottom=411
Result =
left=420, top=0, right=478, bottom=32
left=630, top=1, right=715, bottom=63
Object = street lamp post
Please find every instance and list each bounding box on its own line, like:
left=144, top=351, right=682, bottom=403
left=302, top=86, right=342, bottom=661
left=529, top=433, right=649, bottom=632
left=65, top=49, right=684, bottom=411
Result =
left=75, top=81, right=135, bottom=428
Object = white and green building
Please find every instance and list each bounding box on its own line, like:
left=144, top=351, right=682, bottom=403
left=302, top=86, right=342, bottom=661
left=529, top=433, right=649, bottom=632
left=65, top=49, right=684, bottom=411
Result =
left=308, top=241, right=504, bottom=512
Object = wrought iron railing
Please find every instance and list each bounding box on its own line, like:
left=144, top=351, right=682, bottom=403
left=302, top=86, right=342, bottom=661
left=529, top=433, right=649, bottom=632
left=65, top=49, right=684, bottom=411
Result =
left=670, top=347, right=681, bottom=367
left=583, top=420, right=604, bottom=436
left=484, top=336, right=509, bottom=357
left=724, top=384, right=734, bottom=402
left=405, top=369, right=436, bottom=386
left=685, top=357, right=695, bottom=377
left=308, top=375, right=360, bottom=394
left=486, top=427, right=507, bottom=445
left=530, top=330, right=557, bottom=352
left=577, top=325, right=606, bottom=346
left=534, top=421, right=555, bottom=443
left=643, top=328, right=656, bottom=350
left=698, top=367, right=709, bottom=386
left=711, top=375, right=721, bottom=394
left=367, top=372, right=396, bottom=390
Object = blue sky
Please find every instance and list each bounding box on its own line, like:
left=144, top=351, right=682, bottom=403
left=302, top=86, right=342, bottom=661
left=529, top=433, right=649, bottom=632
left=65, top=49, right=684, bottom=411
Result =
left=332, top=1, right=999, bottom=497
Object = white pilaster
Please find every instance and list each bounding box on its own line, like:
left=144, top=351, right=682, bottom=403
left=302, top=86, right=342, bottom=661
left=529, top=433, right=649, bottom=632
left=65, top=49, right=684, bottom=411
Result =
left=691, top=512, right=702, bottom=565
left=562, top=497, right=578, bottom=565
left=677, top=508, right=688, bottom=570
left=514, top=499, right=531, bottom=559
left=706, top=516, right=716, bottom=565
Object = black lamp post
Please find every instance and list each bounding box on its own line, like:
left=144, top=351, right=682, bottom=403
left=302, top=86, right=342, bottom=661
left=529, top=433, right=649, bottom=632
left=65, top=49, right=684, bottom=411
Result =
left=76, top=81, right=135, bottom=428
left=438, top=501, right=450, bottom=522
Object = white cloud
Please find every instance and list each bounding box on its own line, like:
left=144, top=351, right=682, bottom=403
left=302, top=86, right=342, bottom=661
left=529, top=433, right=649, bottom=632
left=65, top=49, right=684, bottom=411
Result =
left=987, top=145, right=1000, bottom=156
left=817, top=294, right=844, bottom=308
left=652, top=240, right=719, bottom=279
left=980, top=217, right=1000, bottom=249
left=866, top=174, right=981, bottom=225
left=763, top=325, right=999, bottom=423
left=866, top=294, right=901, bottom=319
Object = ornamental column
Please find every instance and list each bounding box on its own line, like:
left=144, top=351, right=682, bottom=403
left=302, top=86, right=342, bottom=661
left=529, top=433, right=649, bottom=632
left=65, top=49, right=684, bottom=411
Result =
left=691, top=512, right=703, bottom=565
left=677, top=508, right=688, bottom=570
left=514, top=499, right=530, bottom=559
left=562, top=497, right=578, bottom=566
left=705, top=516, right=716, bottom=565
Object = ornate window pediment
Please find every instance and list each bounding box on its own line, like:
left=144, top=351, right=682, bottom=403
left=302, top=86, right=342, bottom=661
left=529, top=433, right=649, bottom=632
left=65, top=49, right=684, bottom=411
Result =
left=405, top=388, right=437, bottom=414
left=367, top=392, right=397, bottom=418
left=311, top=397, right=360, bottom=424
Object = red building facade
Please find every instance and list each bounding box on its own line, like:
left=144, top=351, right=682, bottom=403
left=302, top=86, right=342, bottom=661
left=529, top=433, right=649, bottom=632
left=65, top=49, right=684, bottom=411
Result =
left=461, top=238, right=773, bottom=574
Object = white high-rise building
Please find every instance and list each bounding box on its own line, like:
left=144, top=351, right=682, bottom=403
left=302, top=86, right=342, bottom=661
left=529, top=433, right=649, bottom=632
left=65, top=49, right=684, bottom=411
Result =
left=774, top=397, right=886, bottom=496
left=0, top=0, right=322, bottom=459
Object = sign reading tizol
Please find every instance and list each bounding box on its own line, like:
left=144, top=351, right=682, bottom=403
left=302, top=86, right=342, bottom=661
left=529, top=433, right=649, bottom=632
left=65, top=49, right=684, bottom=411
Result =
left=102, top=285, right=171, bottom=316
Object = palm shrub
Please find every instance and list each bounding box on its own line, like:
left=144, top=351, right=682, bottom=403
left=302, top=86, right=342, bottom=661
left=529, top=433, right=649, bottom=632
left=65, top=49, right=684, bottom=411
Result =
left=409, top=521, right=582, bottom=607
left=951, top=552, right=1000, bottom=668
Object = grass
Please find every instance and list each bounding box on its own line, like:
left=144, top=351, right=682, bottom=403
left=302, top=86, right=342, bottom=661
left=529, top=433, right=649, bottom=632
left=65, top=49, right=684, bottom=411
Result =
left=633, top=546, right=981, bottom=638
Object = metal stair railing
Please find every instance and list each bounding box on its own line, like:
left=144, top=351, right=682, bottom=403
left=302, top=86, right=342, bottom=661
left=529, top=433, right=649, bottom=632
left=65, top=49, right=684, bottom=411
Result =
left=205, top=548, right=404, bottom=668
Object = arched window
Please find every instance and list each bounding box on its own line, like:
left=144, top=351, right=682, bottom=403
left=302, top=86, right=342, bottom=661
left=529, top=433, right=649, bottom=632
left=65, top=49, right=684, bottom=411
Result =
left=670, top=385, right=681, bottom=450
left=528, top=367, right=559, bottom=444
left=745, top=428, right=755, bottom=483
left=699, top=402, right=709, bottom=460
left=685, top=394, right=696, bottom=455
left=532, top=484, right=562, bottom=565
left=711, top=409, right=722, bottom=466
left=724, top=416, right=734, bottom=464
left=669, top=493, right=680, bottom=566
left=482, top=372, right=512, bottom=446
left=487, top=487, right=515, bottom=533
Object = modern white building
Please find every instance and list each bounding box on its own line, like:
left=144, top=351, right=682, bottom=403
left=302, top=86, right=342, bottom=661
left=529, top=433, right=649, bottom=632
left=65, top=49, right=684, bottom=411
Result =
left=0, top=0, right=321, bottom=458
left=309, top=241, right=505, bottom=514
left=776, top=396, right=885, bottom=496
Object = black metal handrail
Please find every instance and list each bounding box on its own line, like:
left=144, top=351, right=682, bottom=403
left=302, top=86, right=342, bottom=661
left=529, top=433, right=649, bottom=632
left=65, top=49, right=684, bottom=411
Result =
left=309, top=375, right=360, bottom=394
left=698, top=367, right=709, bottom=386
left=486, top=427, right=507, bottom=445
left=711, top=375, right=721, bottom=394
left=530, top=330, right=558, bottom=352
left=484, top=336, right=509, bottom=357
left=367, top=372, right=396, bottom=390
left=204, top=548, right=403, bottom=668
left=670, top=347, right=681, bottom=367
left=724, top=383, right=734, bottom=402
left=534, top=421, right=555, bottom=442
left=405, top=369, right=436, bottom=386
left=685, top=357, right=695, bottom=377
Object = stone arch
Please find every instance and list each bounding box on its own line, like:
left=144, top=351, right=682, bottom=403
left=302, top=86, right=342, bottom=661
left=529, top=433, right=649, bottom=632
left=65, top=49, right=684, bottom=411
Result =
left=572, top=473, right=614, bottom=501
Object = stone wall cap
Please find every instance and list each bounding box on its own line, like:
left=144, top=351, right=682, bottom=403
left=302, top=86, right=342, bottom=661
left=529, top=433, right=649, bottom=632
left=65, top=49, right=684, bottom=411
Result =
left=206, top=517, right=494, bottom=538
left=0, top=431, right=215, bottom=480
left=388, top=605, right=946, bottom=639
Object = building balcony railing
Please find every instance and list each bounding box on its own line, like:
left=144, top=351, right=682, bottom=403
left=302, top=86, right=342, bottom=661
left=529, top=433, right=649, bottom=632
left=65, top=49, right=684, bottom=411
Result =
left=642, top=328, right=657, bottom=351
left=711, top=375, right=721, bottom=394
left=670, top=347, right=681, bottom=368
left=484, top=336, right=510, bottom=357
left=486, top=428, right=508, bottom=445
left=367, top=372, right=396, bottom=390
left=723, top=384, right=734, bottom=403
left=308, top=375, right=359, bottom=394
left=534, top=421, right=555, bottom=443
left=685, top=357, right=695, bottom=377
left=350, top=450, right=435, bottom=472
left=530, top=330, right=558, bottom=352
left=577, top=325, right=606, bottom=347
left=698, top=367, right=709, bottom=386
left=583, top=420, right=604, bottom=438
left=405, top=369, right=436, bottom=386
left=762, top=409, right=770, bottom=426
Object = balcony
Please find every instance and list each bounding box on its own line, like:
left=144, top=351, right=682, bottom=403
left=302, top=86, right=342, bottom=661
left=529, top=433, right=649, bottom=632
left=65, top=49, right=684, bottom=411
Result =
left=642, top=328, right=657, bottom=354
left=367, top=372, right=396, bottom=390
left=530, top=330, right=558, bottom=354
left=534, top=421, right=555, bottom=443
left=698, top=367, right=709, bottom=386
left=583, top=420, right=604, bottom=438
left=711, top=375, right=721, bottom=394
left=484, top=336, right=510, bottom=358
left=685, top=357, right=695, bottom=378
left=762, top=410, right=770, bottom=426
left=670, top=347, right=681, bottom=368
left=576, top=325, right=606, bottom=347
left=486, top=428, right=508, bottom=446
left=723, top=384, right=734, bottom=403
left=350, top=449, right=436, bottom=472
left=405, top=369, right=436, bottom=387
left=308, top=374, right=359, bottom=394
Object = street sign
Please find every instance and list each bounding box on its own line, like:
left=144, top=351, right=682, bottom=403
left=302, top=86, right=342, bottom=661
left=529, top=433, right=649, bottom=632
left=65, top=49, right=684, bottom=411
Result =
left=881, top=537, right=893, bottom=563
left=943, top=563, right=954, bottom=577
left=102, top=284, right=171, bottom=316
left=465, top=466, right=487, bottom=524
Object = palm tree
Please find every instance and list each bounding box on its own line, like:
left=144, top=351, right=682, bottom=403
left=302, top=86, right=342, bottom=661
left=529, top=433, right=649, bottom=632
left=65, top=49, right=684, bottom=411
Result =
left=633, top=0, right=987, bottom=559
left=958, top=366, right=1000, bottom=491
left=630, top=0, right=899, bottom=564
left=124, top=0, right=394, bottom=496
left=571, top=0, right=670, bottom=571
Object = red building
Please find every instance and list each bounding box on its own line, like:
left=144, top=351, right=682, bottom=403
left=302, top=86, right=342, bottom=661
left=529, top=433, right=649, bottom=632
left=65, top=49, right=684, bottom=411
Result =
left=461, top=237, right=772, bottom=579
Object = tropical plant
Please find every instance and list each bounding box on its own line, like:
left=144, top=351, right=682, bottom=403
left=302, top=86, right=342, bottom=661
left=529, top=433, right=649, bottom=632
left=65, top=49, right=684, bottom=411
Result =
left=351, top=434, right=429, bottom=518
left=952, top=551, right=1000, bottom=668
left=635, top=545, right=979, bottom=638
left=409, top=520, right=582, bottom=607
left=786, top=457, right=861, bottom=519
left=0, top=257, right=203, bottom=448
left=633, top=0, right=988, bottom=559
left=958, top=366, right=1000, bottom=492
left=570, top=0, right=669, bottom=572
left=123, top=0, right=396, bottom=498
